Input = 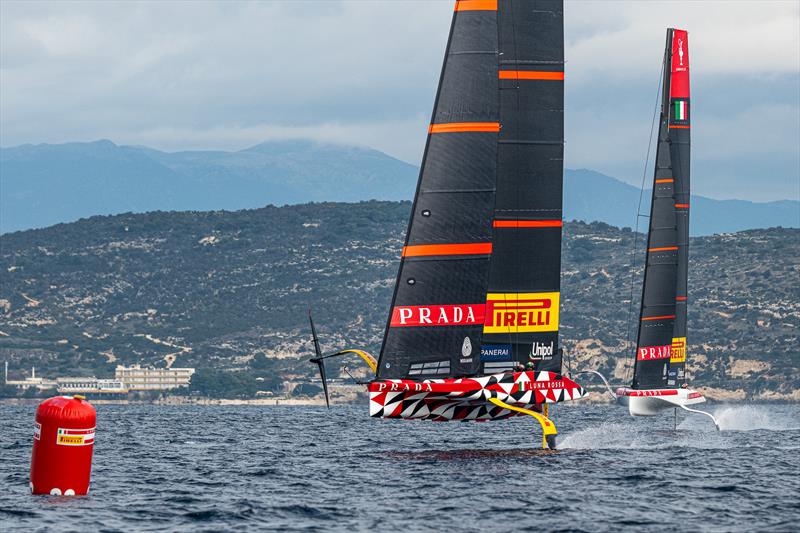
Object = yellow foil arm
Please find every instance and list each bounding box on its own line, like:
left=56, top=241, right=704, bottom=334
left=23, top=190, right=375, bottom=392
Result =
left=489, top=397, right=557, bottom=449
left=339, top=349, right=377, bottom=374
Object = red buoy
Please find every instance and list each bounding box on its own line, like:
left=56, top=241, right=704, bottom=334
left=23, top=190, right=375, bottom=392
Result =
left=30, top=395, right=96, bottom=496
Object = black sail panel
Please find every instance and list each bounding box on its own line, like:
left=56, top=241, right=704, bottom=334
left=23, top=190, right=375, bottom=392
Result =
left=377, top=3, right=499, bottom=380
left=481, top=0, right=565, bottom=374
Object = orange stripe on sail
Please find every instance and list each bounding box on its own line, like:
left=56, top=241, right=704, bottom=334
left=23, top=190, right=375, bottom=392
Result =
left=498, top=70, right=564, bottom=80
left=454, top=0, right=497, bottom=11
left=402, top=243, right=492, bottom=257
left=641, top=315, right=676, bottom=321
left=429, top=122, right=500, bottom=134
left=676, top=296, right=688, bottom=301
left=493, top=219, right=563, bottom=228
left=675, top=203, right=690, bottom=209
left=655, top=179, right=674, bottom=184
left=648, top=246, right=679, bottom=252
left=669, top=124, right=690, bottom=129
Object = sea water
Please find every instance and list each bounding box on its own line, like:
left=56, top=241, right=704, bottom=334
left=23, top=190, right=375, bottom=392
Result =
left=1, top=403, right=798, bottom=531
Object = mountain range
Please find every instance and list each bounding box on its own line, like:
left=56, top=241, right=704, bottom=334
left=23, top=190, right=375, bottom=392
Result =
left=1, top=140, right=797, bottom=235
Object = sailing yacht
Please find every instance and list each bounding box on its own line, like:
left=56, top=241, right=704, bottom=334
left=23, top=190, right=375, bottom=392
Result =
left=309, top=0, right=586, bottom=449
left=592, top=28, right=716, bottom=426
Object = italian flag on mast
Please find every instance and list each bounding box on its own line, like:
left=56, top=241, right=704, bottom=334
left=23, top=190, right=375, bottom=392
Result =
left=674, top=100, right=688, bottom=121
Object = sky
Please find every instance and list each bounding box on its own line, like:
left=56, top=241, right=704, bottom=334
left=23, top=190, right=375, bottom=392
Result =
left=1, top=0, right=798, bottom=202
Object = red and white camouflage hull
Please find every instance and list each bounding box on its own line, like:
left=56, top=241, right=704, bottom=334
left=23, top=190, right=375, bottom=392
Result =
left=368, top=371, right=585, bottom=421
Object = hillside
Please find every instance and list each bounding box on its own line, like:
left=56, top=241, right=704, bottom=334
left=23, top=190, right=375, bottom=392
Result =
left=0, top=202, right=797, bottom=399
left=2, top=140, right=797, bottom=235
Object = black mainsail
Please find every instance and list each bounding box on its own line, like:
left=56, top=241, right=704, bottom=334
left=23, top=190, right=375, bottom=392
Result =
left=632, top=28, right=691, bottom=390
left=377, top=0, right=565, bottom=381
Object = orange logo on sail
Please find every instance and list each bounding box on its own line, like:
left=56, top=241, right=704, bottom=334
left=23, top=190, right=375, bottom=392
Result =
left=483, top=292, right=559, bottom=334
left=671, top=337, right=687, bottom=363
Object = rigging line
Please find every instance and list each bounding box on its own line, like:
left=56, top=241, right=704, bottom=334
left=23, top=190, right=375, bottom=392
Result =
left=342, top=366, right=366, bottom=386
left=563, top=347, right=573, bottom=375
left=623, top=54, right=665, bottom=386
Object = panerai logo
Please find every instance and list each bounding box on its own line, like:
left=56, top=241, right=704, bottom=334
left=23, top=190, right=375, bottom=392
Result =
left=528, top=342, right=554, bottom=360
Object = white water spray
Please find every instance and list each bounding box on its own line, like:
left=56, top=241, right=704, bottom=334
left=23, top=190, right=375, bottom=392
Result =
left=712, top=405, right=799, bottom=432
left=559, top=422, right=657, bottom=450
left=560, top=405, right=799, bottom=450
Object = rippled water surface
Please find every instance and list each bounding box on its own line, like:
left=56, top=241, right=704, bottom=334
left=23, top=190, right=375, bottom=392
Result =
left=1, top=402, right=798, bottom=531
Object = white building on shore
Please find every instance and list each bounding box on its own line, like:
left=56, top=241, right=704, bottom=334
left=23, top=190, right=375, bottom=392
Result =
left=57, top=377, right=127, bottom=394
left=4, top=365, right=57, bottom=390
left=3, top=362, right=194, bottom=394
left=115, top=365, right=195, bottom=390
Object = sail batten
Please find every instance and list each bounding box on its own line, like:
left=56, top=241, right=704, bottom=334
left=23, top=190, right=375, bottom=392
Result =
left=429, top=122, right=501, bottom=133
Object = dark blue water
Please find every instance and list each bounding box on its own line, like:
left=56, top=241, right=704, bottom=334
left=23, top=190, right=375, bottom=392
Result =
left=1, top=403, right=798, bottom=531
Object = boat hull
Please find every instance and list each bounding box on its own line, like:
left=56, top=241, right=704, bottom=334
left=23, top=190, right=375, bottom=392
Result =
left=368, top=371, right=585, bottom=421
left=615, top=387, right=705, bottom=416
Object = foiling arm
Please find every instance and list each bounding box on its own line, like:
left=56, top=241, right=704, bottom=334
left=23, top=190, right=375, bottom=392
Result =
left=488, top=397, right=557, bottom=450
left=308, top=310, right=377, bottom=408
left=310, top=349, right=376, bottom=372
left=309, top=349, right=377, bottom=408
left=336, top=349, right=377, bottom=374
left=571, top=370, right=618, bottom=400
left=679, top=404, right=720, bottom=431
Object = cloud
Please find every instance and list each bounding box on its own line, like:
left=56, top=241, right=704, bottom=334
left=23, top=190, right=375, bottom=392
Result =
left=125, top=114, right=431, bottom=160
left=1, top=0, right=798, bottom=200
left=566, top=1, right=799, bottom=78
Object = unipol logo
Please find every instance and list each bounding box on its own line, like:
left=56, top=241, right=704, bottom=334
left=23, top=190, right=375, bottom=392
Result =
left=528, top=342, right=554, bottom=360
left=390, top=304, right=485, bottom=327
left=637, top=344, right=672, bottom=361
